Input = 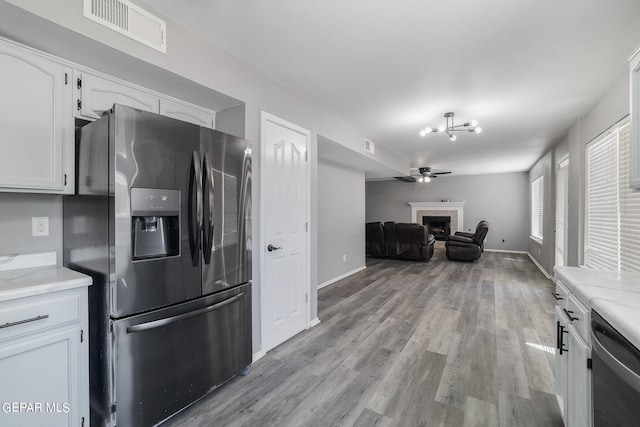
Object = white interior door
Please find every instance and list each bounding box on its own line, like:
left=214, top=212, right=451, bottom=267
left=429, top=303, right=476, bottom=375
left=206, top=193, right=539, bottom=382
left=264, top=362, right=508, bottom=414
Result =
left=260, top=112, right=310, bottom=353
left=556, top=157, right=569, bottom=267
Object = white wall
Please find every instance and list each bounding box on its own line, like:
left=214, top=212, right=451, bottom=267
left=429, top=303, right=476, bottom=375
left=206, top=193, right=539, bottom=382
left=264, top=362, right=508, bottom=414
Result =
left=366, top=173, right=529, bottom=252
left=0, top=0, right=408, bottom=356
left=317, top=159, right=366, bottom=287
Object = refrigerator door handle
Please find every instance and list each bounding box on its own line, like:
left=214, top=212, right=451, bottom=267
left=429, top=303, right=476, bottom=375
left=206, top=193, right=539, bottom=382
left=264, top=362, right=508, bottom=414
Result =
left=188, top=151, right=203, bottom=267
left=203, top=153, right=214, bottom=264
left=126, top=292, right=246, bottom=333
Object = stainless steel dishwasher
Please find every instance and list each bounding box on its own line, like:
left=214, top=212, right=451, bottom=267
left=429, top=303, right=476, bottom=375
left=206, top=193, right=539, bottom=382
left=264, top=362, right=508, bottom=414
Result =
left=591, top=310, right=640, bottom=426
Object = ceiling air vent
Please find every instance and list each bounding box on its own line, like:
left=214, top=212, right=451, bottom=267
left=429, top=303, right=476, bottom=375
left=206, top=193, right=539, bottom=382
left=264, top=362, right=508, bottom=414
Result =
left=83, top=0, right=167, bottom=53
left=364, top=138, right=375, bottom=154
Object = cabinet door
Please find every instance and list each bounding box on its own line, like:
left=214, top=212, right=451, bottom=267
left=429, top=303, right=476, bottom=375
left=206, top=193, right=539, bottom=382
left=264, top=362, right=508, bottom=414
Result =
left=0, top=41, right=72, bottom=192
left=555, top=306, right=569, bottom=425
left=568, top=326, right=592, bottom=427
left=160, top=98, right=216, bottom=128
left=0, top=327, right=82, bottom=427
left=76, top=71, right=160, bottom=120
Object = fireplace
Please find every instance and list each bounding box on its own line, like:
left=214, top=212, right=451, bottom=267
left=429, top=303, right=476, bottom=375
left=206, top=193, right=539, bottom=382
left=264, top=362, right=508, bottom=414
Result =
left=423, top=216, right=451, bottom=241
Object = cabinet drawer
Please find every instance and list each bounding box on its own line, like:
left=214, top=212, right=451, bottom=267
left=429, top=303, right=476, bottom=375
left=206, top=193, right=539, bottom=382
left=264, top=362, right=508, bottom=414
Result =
left=567, top=294, right=590, bottom=345
left=0, top=292, right=81, bottom=342
left=554, top=280, right=570, bottom=309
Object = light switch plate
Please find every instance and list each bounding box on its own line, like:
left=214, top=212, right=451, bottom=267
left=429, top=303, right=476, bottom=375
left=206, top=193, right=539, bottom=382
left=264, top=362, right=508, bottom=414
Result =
left=32, top=217, right=49, bottom=237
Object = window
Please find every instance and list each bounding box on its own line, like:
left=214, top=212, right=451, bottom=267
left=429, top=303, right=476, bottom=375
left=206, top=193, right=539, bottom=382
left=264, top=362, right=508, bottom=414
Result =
left=585, top=120, right=640, bottom=271
left=531, top=176, right=544, bottom=241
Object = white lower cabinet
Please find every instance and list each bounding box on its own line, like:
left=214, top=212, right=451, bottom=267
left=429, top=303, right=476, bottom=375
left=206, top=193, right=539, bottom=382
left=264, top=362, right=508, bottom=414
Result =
left=567, top=326, right=591, bottom=427
left=0, top=287, right=89, bottom=427
left=555, top=306, right=569, bottom=424
left=555, top=281, right=592, bottom=427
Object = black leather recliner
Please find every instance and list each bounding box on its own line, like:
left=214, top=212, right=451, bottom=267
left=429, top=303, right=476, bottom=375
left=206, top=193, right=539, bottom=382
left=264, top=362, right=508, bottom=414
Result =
left=455, top=220, right=489, bottom=251
left=365, top=221, right=435, bottom=261
left=445, top=222, right=489, bottom=261
left=365, top=222, right=386, bottom=257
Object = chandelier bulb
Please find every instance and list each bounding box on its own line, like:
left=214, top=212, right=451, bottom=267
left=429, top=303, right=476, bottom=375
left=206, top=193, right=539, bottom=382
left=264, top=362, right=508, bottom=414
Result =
left=449, top=134, right=457, bottom=142
left=471, top=120, right=478, bottom=127
left=424, top=176, right=432, bottom=183
left=418, top=177, right=424, bottom=183
left=420, top=129, right=427, bottom=137
left=425, top=127, right=432, bottom=134
left=475, top=127, right=482, bottom=134
left=438, top=125, right=446, bottom=132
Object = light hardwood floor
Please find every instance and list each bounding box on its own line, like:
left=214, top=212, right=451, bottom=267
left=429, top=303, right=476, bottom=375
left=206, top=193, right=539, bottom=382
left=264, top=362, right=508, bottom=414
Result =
left=165, top=248, right=563, bottom=427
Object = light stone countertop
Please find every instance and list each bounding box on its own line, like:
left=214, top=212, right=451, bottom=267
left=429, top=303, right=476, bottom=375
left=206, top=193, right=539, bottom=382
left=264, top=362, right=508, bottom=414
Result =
left=0, top=254, right=92, bottom=302
left=554, top=265, right=640, bottom=349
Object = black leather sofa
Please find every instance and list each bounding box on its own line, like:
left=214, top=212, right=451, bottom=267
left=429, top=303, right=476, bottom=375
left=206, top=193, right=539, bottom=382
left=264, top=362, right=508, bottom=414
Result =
left=366, top=221, right=435, bottom=261
left=445, top=221, right=489, bottom=261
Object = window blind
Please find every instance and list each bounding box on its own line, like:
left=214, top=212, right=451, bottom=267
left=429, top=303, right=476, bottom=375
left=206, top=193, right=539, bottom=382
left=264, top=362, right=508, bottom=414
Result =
left=619, top=123, right=640, bottom=271
left=585, top=128, right=620, bottom=270
left=585, top=119, right=640, bottom=272
left=531, top=176, right=544, bottom=240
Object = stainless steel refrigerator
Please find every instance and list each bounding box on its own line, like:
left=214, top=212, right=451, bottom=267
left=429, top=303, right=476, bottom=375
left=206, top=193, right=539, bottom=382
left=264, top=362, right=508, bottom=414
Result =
left=63, top=105, right=252, bottom=427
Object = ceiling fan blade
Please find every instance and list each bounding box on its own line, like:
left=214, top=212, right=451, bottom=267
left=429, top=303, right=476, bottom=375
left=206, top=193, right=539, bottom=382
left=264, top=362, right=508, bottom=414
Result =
left=431, top=171, right=451, bottom=175
left=394, top=176, right=417, bottom=183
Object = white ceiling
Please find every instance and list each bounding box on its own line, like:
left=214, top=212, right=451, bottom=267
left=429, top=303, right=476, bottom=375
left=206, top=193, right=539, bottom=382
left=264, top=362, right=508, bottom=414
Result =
left=142, top=0, right=640, bottom=176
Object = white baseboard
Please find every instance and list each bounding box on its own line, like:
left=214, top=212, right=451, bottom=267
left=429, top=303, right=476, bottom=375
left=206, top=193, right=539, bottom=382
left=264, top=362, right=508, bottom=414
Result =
left=527, top=252, right=552, bottom=280
left=484, top=249, right=527, bottom=254
left=317, top=265, right=366, bottom=290
left=309, top=317, right=321, bottom=328
left=252, top=350, right=266, bottom=363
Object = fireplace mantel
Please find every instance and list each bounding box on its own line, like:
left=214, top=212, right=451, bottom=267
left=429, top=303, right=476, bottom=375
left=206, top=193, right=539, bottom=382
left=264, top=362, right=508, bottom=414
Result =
left=408, top=202, right=465, bottom=234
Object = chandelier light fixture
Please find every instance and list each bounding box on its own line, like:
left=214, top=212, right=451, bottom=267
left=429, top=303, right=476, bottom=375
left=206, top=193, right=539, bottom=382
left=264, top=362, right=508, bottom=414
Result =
left=419, top=112, right=482, bottom=142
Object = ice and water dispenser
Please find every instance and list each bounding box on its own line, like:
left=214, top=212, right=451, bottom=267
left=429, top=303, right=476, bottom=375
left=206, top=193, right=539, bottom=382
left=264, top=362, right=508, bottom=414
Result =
left=131, top=188, right=180, bottom=260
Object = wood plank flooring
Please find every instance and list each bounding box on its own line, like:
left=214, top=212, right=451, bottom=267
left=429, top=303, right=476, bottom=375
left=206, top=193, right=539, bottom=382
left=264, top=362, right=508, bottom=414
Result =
left=164, top=249, right=563, bottom=427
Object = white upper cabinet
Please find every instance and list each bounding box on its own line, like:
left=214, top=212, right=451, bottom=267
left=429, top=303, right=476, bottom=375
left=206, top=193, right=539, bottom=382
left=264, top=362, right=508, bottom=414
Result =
left=0, top=39, right=73, bottom=193
left=74, top=71, right=160, bottom=120
left=75, top=70, right=216, bottom=128
left=160, top=98, right=215, bottom=128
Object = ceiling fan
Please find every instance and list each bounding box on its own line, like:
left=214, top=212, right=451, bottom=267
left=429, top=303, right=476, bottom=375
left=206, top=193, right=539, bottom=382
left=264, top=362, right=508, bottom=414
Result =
left=394, top=167, right=451, bottom=183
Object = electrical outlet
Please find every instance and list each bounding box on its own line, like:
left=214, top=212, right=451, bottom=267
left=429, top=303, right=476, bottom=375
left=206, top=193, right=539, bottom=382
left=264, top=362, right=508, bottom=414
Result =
left=32, top=217, right=49, bottom=237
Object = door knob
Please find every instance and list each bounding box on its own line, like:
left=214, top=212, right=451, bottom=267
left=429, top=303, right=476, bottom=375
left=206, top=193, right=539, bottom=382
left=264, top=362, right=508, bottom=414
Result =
left=267, top=244, right=282, bottom=252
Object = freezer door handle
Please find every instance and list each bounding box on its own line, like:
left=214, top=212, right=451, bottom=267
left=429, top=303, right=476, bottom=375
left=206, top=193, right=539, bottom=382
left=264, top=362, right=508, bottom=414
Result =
left=188, top=151, right=203, bottom=267
left=202, top=153, right=214, bottom=264
left=126, top=292, right=246, bottom=333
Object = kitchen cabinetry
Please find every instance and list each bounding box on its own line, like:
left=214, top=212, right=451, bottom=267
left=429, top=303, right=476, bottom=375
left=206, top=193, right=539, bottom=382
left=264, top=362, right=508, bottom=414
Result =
left=0, top=39, right=74, bottom=194
left=554, top=281, right=592, bottom=427
left=0, top=286, right=89, bottom=427
left=74, top=70, right=215, bottom=128
left=160, top=98, right=215, bottom=128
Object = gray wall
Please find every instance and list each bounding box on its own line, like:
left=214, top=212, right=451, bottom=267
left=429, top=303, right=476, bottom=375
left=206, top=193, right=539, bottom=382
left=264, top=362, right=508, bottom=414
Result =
left=528, top=151, right=555, bottom=276
left=529, top=73, right=630, bottom=274
left=531, top=71, right=629, bottom=272
left=317, top=159, right=366, bottom=286
left=0, top=193, right=63, bottom=262
left=366, top=173, right=529, bottom=252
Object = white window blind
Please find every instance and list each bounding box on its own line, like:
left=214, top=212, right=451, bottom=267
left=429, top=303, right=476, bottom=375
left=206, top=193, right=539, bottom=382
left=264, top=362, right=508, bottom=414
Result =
left=585, top=119, right=640, bottom=272
left=531, top=176, right=544, bottom=241
left=619, top=123, right=640, bottom=271
left=585, top=129, right=619, bottom=270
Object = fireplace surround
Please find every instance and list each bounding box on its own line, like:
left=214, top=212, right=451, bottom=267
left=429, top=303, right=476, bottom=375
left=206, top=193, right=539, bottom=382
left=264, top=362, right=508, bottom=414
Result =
left=408, top=202, right=465, bottom=238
